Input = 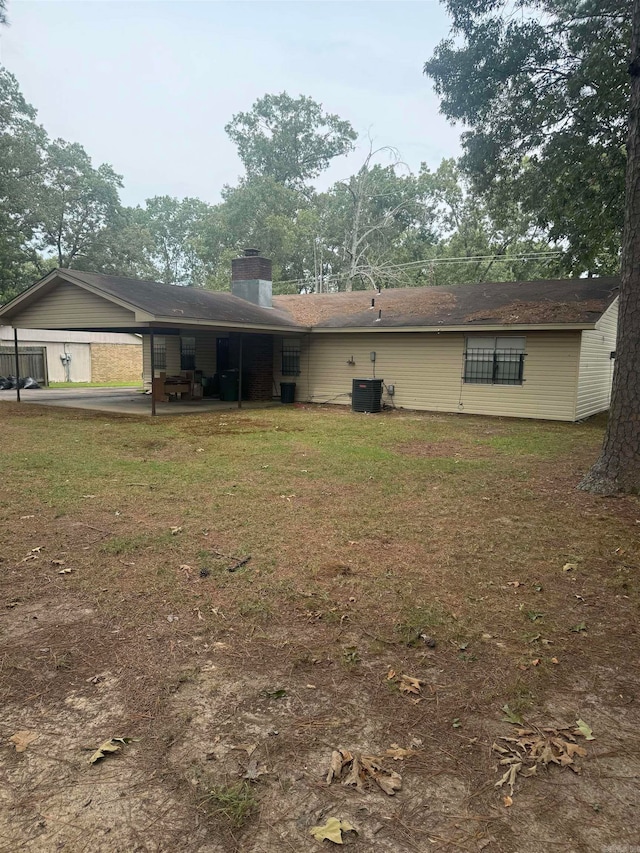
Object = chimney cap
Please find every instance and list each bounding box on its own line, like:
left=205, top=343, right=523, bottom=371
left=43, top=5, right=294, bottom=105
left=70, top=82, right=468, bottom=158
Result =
left=243, top=247, right=260, bottom=257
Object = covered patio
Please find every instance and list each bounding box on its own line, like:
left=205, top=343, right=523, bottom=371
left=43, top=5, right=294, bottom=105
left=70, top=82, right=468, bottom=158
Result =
left=0, top=264, right=304, bottom=416
left=0, top=386, right=282, bottom=416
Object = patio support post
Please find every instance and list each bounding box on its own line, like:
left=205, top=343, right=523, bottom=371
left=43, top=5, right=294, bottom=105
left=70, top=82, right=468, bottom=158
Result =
left=238, top=334, right=243, bottom=410
left=149, top=330, right=156, bottom=417
left=13, top=328, right=20, bottom=403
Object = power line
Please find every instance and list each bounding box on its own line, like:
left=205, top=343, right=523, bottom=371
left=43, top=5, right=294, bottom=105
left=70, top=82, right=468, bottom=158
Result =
left=276, top=250, right=563, bottom=287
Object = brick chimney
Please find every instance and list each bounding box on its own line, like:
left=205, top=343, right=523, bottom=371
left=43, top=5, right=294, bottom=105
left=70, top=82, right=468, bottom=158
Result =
left=231, top=248, right=273, bottom=308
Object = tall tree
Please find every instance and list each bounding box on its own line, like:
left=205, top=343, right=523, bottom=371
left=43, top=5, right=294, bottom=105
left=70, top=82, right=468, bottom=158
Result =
left=319, top=145, right=431, bottom=291
left=135, top=196, right=211, bottom=286
left=225, top=92, right=356, bottom=189
left=424, top=0, right=630, bottom=275
left=33, top=139, right=122, bottom=268
left=0, top=68, right=47, bottom=303
left=580, top=0, right=640, bottom=494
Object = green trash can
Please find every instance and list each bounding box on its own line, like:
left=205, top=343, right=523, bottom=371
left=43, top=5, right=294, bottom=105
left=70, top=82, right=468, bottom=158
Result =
left=280, top=382, right=296, bottom=404
left=220, top=369, right=239, bottom=401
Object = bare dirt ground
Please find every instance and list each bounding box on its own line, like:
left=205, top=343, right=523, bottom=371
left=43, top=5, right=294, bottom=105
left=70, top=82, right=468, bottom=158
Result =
left=1, top=402, right=639, bottom=853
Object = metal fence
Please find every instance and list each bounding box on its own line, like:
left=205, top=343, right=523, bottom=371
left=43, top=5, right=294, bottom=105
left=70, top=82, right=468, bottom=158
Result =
left=0, top=347, right=47, bottom=384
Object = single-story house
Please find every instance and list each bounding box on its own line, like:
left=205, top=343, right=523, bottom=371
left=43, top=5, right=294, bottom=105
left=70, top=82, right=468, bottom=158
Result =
left=0, top=325, right=142, bottom=384
left=0, top=250, right=619, bottom=421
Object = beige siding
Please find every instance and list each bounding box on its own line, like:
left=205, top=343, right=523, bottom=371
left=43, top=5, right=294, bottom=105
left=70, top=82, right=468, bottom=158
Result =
left=575, top=299, right=618, bottom=420
left=273, top=335, right=310, bottom=401
left=142, top=332, right=220, bottom=386
left=284, top=330, right=582, bottom=421
left=11, top=281, right=137, bottom=328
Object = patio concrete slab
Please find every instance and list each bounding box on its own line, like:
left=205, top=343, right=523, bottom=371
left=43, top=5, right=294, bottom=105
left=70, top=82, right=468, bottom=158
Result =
left=0, top=387, right=280, bottom=416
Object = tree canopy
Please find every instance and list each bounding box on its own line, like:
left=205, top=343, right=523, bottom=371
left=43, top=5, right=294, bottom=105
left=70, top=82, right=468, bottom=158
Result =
left=0, top=74, right=570, bottom=304
left=225, top=92, right=357, bottom=189
left=424, top=0, right=630, bottom=275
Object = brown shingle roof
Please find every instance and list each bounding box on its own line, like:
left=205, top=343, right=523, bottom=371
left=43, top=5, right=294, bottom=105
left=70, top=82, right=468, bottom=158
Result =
left=62, top=270, right=300, bottom=328
left=273, top=277, right=619, bottom=328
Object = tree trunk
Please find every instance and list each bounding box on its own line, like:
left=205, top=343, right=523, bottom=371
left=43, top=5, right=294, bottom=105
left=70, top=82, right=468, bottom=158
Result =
left=580, top=0, right=640, bottom=495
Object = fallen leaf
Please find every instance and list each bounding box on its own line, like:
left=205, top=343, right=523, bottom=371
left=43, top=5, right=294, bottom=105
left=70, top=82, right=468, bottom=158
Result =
left=503, top=795, right=513, bottom=807
left=501, top=704, right=524, bottom=725
left=341, top=754, right=365, bottom=791
left=386, top=668, right=396, bottom=680
left=507, top=581, right=522, bottom=587
left=242, top=757, right=268, bottom=781
left=170, top=526, right=183, bottom=535
left=309, top=817, right=356, bottom=845
left=563, top=562, right=578, bottom=572
left=31, top=547, right=43, bottom=553
left=399, top=674, right=422, bottom=695
left=58, top=568, right=73, bottom=575
left=384, top=746, right=417, bottom=760
left=574, top=719, right=595, bottom=740
left=551, top=657, right=559, bottom=664
left=495, top=762, right=521, bottom=795
left=571, top=622, right=587, bottom=633
left=9, top=731, right=38, bottom=752
left=51, top=560, right=65, bottom=566
left=88, top=737, right=134, bottom=765
left=361, top=755, right=402, bottom=795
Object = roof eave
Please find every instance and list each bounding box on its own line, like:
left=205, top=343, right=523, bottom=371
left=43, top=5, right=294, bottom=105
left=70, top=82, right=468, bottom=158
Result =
left=151, top=316, right=309, bottom=334
left=310, top=322, right=597, bottom=333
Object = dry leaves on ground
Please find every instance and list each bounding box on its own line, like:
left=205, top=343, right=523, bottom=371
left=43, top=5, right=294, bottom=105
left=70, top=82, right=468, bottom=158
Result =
left=309, top=817, right=357, bottom=844
left=9, top=731, right=38, bottom=752
left=326, top=748, right=402, bottom=795
left=493, top=723, right=591, bottom=798
left=387, top=669, right=424, bottom=699
left=88, top=737, right=135, bottom=765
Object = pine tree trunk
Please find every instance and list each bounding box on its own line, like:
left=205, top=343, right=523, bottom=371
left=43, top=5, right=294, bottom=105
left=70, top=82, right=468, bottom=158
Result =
left=580, top=0, right=640, bottom=495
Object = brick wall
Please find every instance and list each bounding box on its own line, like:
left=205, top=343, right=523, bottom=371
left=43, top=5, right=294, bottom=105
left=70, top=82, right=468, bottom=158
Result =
left=231, top=255, right=272, bottom=282
left=90, top=343, right=143, bottom=383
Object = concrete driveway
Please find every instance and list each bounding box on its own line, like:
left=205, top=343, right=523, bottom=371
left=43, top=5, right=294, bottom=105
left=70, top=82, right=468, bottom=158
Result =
left=0, top=387, right=276, bottom=416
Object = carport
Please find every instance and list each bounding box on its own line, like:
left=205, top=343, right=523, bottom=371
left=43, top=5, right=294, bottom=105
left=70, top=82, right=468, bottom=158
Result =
left=0, top=261, right=304, bottom=416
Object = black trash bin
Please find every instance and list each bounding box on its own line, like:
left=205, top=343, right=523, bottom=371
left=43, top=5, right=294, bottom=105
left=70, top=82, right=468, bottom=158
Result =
left=220, top=369, right=239, bottom=401
left=280, top=382, right=296, bottom=404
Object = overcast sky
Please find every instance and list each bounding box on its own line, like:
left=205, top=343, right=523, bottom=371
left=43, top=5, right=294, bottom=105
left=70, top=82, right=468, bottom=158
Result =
left=1, top=0, right=461, bottom=207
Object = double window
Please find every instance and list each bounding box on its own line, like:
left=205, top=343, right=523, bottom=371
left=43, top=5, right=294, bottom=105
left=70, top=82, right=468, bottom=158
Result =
left=281, top=339, right=301, bottom=376
left=464, top=336, right=526, bottom=385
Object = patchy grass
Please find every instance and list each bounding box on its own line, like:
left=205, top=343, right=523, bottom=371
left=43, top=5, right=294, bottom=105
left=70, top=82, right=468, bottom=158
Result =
left=1, top=401, right=639, bottom=852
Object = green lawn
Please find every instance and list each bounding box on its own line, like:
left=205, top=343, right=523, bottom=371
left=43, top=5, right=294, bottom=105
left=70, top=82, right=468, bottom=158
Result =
left=1, top=401, right=638, bottom=852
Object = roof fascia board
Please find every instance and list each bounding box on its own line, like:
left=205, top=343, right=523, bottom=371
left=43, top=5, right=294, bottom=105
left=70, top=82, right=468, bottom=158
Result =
left=151, top=316, right=309, bottom=333
left=309, top=323, right=595, bottom=333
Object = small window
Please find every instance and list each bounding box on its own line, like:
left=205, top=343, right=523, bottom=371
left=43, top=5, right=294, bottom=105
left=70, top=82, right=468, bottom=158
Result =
left=464, top=336, right=526, bottom=385
left=281, top=339, right=301, bottom=376
left=153, top=336, right=167, bottom=371
left=180, top=336, right=196, bottom=371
